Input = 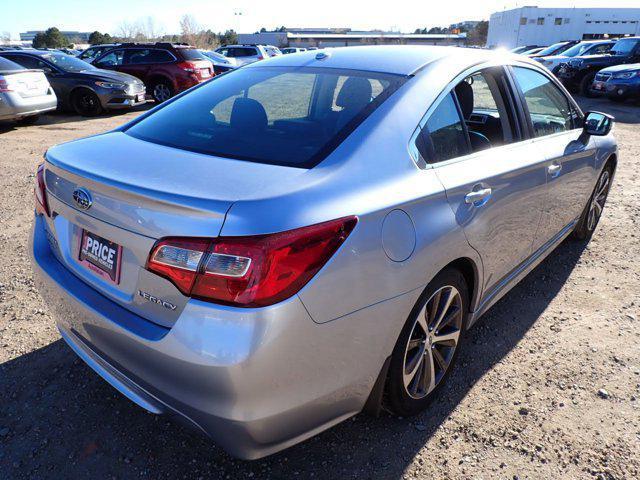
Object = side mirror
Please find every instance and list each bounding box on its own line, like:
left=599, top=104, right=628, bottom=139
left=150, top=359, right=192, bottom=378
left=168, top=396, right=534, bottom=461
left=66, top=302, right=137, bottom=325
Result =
left=583, top=111, right=614, bottom=136
left=41, top=67, right=53, bottom=75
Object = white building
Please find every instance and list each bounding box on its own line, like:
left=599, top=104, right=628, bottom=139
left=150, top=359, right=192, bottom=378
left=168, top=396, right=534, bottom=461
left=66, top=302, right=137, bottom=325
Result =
left=487, top=7, right=640, bottom=48
left=238, top=30, right=467, bottom=49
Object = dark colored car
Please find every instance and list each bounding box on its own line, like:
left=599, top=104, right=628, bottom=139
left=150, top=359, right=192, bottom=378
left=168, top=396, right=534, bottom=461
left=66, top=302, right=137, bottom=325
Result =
left=77, top=44, right=121, bottom=64
left=0, top=50, right=146, bottom=116
left=528, top=41, right=579, bottom=58
left=510, top=45, right=543, bottom=54
left=557, top=37, right=640, bottom=96
left=591, top=63, right=640, bottom=102
left=92, top=43, right=214, bottom=103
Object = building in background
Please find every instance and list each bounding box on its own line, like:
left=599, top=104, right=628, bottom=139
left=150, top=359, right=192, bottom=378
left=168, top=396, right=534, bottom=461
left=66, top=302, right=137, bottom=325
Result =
left=19, top=30, right=92, bottom=42
left=238, top=28, right=466, bottom=48
left=488, top=7, right=640, bottom=48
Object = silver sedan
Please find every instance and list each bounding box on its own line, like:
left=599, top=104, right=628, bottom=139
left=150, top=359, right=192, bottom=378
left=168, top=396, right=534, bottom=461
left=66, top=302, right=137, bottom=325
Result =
left=30, top=46, right=616, bottom=459
left=0, top=56, right=56, bottom=124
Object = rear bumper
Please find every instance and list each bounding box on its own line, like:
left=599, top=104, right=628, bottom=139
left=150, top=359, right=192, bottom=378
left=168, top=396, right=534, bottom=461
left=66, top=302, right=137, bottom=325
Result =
left=30, top=214, right=416, bottom=459
left=0, top=91, right=57, bottom=120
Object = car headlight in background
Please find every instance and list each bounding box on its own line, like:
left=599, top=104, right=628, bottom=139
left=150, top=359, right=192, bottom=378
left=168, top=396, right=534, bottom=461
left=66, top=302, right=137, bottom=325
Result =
left=612, top=71, right=640, bottom=79
left=94, top=81, right=126, bottom=90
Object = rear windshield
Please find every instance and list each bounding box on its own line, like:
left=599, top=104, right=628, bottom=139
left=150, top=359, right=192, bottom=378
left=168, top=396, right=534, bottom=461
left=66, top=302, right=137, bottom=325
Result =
left=536, top=42, right=567, bottom=56
left=125, top=66, right=405, bottom=168
left=0, top=56, right=23, bottom=71
left=611, top=38, right=640, bottom=55
left=179, top=48, right=208, bottom=61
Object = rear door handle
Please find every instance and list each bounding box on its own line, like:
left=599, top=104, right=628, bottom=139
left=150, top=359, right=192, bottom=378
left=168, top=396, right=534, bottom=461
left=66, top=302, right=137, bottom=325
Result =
left=465, top=187, right=492, bottom=206
left=548, top=163, right=562, bottom=177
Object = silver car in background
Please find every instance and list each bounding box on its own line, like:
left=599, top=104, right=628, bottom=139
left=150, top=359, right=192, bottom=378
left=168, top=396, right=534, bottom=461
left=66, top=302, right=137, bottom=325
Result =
left=0, top=56, right=56, bottom=124
left=31, top=46, right=617, bottom=459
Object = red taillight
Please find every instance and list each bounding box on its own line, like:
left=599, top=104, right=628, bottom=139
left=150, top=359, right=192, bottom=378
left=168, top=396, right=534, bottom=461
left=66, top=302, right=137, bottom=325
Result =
left=0, top=78, right=12, bottom=92
left=34, top=163, right=50, bottom=216
left=147, top=216, right=357, bottom=307
left=257, top=55, right=264, bottom=61
left=177, top=61, right=197, bottom=73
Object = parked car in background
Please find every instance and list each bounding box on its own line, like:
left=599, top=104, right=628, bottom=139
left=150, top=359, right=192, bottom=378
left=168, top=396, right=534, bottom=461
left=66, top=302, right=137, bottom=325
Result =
left=263, top=45, right=282, bottom=57
left=0, top=50, right=145, bottom=116
left=77, top=44, right=121, bottom=63
left=92, top=43, right=213, bottom=103
left=557, top=36, right=640, bottom=96
left=31, top=46, right=616, bottom=460
left=0, top=56, right=56, bottom=124
left=511, top=45, right=543, bottom=54
left=521, top=47, right=547, bottom=56
left=528, top=41, right=579, bottom=58
left=535, top=40, right=615, bottom=74
left=58, top=48, right=81, bottom=56
left=282, top=47, right=307, bottom=54
left=214, top=44, right=272, bottom=66
left=201, top=50, right=237, bottom=73
left=591, top=63, right=640, bottom=102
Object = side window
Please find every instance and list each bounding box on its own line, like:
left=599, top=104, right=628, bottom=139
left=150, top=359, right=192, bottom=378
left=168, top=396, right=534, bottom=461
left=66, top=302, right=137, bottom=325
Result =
left=422, top=93, right=469, bottom=163
left=592, top=44, right=612, bottom=54
left=512, top=67, right=575, bottom=137
left=96, top=50, right=124, bottom=67
left=125, top=49, right=151, bottom=65
left=147, top=49, right=174, bottom=63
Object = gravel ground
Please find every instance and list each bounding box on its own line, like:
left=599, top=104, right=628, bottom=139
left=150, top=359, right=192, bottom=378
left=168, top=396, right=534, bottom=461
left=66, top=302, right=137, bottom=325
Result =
left=0, top=98, right=639, bottom=480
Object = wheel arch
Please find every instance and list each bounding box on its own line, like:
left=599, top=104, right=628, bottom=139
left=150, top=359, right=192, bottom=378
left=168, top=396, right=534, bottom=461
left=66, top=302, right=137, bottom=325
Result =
left=68, top=85, right=104, bottom=111
left=444, top=257, right=480, bottom=316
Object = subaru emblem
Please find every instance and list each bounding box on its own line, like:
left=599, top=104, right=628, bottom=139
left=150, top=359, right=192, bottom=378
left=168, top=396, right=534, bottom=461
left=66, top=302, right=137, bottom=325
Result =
left=72, top=188, right=92, bottom=210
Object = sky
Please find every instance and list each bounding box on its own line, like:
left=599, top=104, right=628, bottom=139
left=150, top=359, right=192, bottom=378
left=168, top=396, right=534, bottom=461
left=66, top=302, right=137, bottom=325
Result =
left=3, top=0, right=640, bottom=39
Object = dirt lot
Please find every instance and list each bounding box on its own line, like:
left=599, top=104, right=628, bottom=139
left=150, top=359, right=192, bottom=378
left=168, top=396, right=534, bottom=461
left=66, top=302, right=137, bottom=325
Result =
left=0, top=98, right=639, bottom=480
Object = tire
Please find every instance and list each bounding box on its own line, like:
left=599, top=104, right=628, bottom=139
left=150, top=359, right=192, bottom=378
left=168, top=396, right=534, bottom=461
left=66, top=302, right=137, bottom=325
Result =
left=150, top=79, right=173, bottom=103
left=572, top=165, right=613, bottom=241
left=580, top=72, right=597, bottom=97
left=385, top=268, right=469, bottom=417
left=71, top=89, right=102, bottom=117
left=17, top=115, right=40, bottom=125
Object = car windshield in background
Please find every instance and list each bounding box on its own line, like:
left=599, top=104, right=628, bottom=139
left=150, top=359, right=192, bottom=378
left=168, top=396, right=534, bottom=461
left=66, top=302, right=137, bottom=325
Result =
left=611, top=38, right=640, bottom=55
left=535, top=43, right=566, bottom=56
left=179, top=48, right=208, bottom=61
left=562, top=43, right=595, bottom=57
left=0, top=57, right=24, bottom=71
left=203, top=51, right=228, bottom=62
left=125, top=66, right=405, bottom=168
left=43, top=52, right=96, bottom=72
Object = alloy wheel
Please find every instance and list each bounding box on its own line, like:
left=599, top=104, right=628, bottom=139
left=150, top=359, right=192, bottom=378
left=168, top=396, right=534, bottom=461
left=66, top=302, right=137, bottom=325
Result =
left=587, top=170, right=610, bottom=231
left=402, top=285, right=463, bottom=399
left=153, top=84, right=172, bottom=102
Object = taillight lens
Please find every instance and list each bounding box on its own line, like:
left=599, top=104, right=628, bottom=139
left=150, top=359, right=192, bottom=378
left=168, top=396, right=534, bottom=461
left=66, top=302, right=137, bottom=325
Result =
left=257, top=55, right=264, bottom=61
left=34, top=163, right=50, bottom=216
left=0, top=77, right=12, bottom=93
left=147, top=216, right=357, bottom=307
left=177, top=61, right=197, bottom=73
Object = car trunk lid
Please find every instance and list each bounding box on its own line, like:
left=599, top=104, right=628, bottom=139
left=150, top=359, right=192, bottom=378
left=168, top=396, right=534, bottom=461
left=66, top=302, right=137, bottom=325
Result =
left=1, top=70, right=51, bottom=98
left=42, top=131, right=306, bottom=327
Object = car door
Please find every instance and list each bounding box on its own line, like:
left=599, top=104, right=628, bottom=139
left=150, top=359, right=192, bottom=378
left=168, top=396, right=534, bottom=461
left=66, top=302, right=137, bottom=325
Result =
left=509, top=65, right=596, bottom=248
left=420, top=67, right=548, bottom=298
left=119, top=48, right=153, bottom=81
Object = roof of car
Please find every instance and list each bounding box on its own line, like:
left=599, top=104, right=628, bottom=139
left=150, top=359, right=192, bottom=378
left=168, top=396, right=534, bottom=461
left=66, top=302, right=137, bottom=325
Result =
left=244, top=45, right=498, bottom=76
left=0, top=49, right=58, bottom=57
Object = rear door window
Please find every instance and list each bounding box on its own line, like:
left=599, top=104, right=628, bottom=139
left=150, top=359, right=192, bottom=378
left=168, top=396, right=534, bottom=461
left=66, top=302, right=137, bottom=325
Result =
left=512, top=67, right=576, bottom=137
left=0, top=56, right=28, bottom=70
left=125, top=66, right=405, bottom=168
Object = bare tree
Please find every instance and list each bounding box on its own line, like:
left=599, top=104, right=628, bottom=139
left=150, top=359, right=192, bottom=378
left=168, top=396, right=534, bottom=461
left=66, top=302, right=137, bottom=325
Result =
left=0, top=31, right=11, bottom=42
left=180, top=14, right=200, bottom=46
left=141, top=16, right=163, bottom=41
left=115, top=20, right=137, bottom=40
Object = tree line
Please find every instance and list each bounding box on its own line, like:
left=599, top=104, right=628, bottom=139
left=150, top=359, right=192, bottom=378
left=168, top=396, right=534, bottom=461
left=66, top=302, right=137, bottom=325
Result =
left=414, top=21, right=489, bottom=46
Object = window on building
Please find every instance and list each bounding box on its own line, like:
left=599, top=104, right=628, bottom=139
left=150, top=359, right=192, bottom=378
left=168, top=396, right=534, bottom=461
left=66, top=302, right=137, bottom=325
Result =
left=520, top=17, right=527, bottom=25
left=537, top=17, right=545, bottom=25
left=554, top=18, right=562, bottom=25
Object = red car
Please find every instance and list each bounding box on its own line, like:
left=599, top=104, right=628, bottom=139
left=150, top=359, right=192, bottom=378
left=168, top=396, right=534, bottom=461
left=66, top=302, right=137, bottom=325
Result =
left=92, top=43, right=214, bottom=103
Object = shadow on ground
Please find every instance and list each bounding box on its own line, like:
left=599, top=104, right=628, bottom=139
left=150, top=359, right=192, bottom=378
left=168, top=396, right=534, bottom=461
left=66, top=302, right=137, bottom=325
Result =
left=0, top=238, right=588, bottom=479
left=576, top=95, right=640, bottom=124
left=0, top=103, right=153, bottom=134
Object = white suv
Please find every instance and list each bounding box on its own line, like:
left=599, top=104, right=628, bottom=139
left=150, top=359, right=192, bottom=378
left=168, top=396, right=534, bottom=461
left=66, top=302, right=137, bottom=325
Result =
left=215, top=44, right=280, bottom=66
